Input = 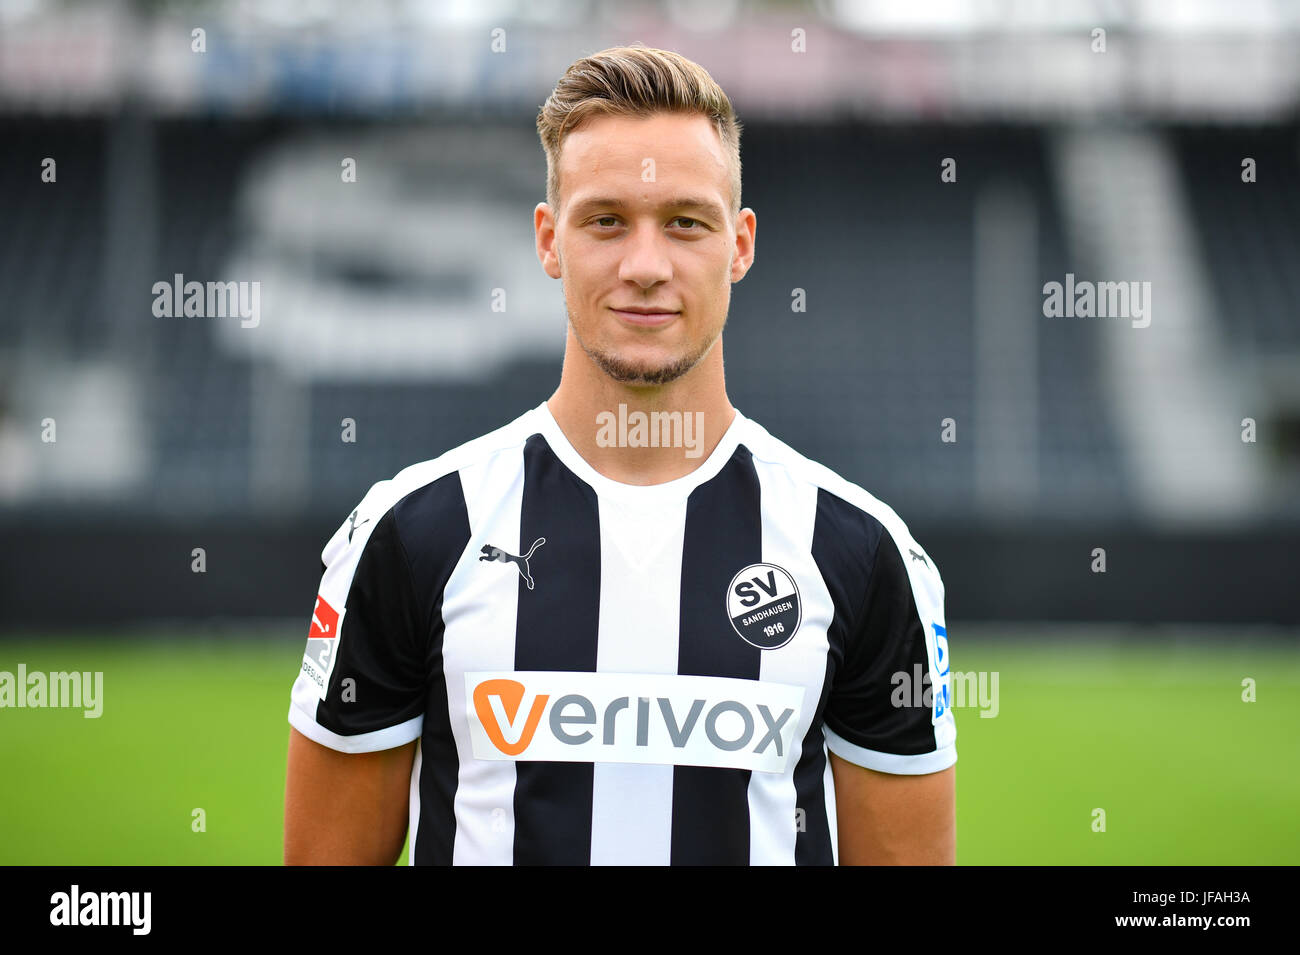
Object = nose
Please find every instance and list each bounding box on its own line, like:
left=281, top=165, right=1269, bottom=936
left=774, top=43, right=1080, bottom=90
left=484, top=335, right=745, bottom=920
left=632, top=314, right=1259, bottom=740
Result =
left=617, top=221, right=673, bottom=289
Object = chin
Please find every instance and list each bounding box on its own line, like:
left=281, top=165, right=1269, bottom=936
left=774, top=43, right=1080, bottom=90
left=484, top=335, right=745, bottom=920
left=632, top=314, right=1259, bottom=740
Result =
left=590, top=346, right=702, bottom=387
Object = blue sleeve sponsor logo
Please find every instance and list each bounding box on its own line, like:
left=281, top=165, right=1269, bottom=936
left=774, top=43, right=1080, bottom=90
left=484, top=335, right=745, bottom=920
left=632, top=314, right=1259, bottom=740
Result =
left=931, top=623, right=950, bottom=721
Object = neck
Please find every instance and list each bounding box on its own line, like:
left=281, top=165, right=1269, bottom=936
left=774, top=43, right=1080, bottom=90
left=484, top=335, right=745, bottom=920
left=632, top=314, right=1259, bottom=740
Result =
left=546, top=332, right=736, bottom=486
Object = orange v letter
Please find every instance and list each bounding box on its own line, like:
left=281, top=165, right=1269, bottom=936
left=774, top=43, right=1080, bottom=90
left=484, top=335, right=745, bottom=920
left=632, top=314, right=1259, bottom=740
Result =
left=473, top=679, right=549, bottom=755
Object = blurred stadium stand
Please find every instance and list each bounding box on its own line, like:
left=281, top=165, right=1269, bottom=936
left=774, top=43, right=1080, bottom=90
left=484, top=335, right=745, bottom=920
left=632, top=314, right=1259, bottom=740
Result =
left=1, top=0, right=1298, bottom=628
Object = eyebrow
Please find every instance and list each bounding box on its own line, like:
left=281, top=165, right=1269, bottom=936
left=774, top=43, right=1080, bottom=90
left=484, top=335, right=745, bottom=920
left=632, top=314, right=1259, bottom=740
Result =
left=568, top=195, right=728, bottom=222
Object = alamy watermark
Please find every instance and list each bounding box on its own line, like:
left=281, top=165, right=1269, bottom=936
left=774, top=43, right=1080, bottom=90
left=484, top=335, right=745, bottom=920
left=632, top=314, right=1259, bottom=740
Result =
left=0, top=664, right=103, bottom=717
left=152, top=273, right=260, bottom=328
left=50, top=885, right=150, bottom=935
left=892, top=665, right=999, bottom=718
left=1042, top=273, right=1151, bottom=328
left=595, top=403, right=705, bottom=458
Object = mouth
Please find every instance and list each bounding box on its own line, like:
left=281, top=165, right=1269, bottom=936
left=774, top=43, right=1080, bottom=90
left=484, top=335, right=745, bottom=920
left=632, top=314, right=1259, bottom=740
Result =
left=610, top=307, right=680, bottom=328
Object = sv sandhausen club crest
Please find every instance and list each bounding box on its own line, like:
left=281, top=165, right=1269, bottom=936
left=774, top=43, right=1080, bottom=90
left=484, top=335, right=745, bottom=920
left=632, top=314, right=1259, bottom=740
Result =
left=726, top=562, right=802, bottom=649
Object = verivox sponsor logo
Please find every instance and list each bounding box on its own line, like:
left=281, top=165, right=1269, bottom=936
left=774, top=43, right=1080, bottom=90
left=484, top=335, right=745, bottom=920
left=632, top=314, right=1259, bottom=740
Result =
left=465, top=671, right=804, bottom=773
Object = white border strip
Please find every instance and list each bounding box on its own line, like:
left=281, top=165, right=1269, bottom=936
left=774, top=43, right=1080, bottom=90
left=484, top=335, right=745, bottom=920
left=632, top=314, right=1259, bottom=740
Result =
left=824, top=724, right=956, bottom=775
left=288, top=702, right=423, bottom=754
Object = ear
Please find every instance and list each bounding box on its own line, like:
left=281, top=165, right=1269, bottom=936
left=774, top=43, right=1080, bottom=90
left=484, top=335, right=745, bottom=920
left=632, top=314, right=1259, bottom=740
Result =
left=535, top=202, right=562, bottom=279
left=730, top=207, right=756, bottom=282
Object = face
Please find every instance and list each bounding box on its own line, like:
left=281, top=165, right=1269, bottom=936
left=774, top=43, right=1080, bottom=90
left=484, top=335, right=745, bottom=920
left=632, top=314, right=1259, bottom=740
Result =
left=535, top=111, right=756, bottom=386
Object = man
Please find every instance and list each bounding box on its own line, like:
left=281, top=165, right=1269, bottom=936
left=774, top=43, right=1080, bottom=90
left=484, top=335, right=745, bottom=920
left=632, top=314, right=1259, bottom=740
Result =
left=284, top=44, right=955, bottom=866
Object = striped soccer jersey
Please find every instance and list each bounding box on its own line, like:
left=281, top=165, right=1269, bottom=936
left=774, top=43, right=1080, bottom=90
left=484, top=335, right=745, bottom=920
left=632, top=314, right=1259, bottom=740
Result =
left=289, top=400, right=956, bottom=865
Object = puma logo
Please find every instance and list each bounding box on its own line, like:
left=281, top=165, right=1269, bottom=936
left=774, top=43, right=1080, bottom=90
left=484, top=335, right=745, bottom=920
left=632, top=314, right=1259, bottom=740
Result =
left=909, top=548, right=929, bottom=567
left=347, top=509, right=370, bottom=543
left=479, top=538, right=546, bottom=591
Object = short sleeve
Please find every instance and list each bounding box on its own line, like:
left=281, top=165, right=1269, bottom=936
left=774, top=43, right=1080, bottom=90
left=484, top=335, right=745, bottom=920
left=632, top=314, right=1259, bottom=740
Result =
left=288, top=492, right=428, bottom=753
left=823, top=526, right=956, bottom=775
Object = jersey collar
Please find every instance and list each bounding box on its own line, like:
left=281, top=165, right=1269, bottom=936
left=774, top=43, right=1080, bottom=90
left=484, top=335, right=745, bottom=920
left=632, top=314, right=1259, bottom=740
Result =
left=533, top=400, right=748, bottom=504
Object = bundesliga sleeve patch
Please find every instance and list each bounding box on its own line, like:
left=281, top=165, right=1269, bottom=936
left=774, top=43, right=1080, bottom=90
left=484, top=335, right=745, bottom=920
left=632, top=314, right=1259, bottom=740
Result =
left=301, top=595, right=344, bottom=700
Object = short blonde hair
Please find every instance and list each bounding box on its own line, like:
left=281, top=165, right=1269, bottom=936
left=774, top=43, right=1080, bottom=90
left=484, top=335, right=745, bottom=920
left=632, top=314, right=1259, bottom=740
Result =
left=537, top=44, right=743, bottom=217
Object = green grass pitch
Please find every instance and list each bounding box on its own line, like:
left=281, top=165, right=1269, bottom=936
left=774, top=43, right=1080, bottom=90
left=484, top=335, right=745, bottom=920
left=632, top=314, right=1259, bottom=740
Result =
left=1, top=626, right=1296, bottom=864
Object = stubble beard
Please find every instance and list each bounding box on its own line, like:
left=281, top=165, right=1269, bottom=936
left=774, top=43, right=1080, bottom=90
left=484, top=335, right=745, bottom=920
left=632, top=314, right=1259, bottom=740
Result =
left=569, top=306, right=723, bottom=387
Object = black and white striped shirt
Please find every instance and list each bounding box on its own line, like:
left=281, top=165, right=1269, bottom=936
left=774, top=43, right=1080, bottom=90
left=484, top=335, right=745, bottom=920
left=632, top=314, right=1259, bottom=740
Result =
left=289, top=401, right=956, bottom=865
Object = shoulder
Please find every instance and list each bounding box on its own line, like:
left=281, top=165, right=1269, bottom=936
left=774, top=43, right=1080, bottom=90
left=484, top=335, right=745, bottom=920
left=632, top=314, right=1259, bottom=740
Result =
left=736, top=413, right=944, bottom=591
left=321, top=405, right=541, bottom=566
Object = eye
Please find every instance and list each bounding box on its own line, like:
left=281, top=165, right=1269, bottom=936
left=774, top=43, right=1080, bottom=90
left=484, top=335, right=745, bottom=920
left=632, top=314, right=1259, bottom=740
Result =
left=592, top=216, right=620, bottom=228
left=672, top=217, right=699, bottom=229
